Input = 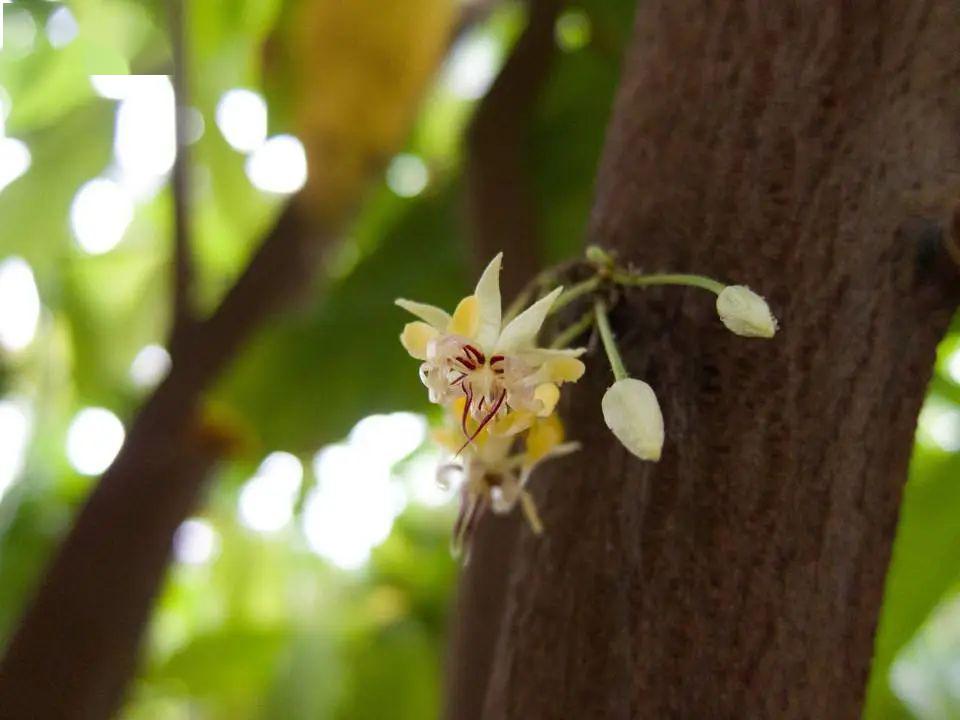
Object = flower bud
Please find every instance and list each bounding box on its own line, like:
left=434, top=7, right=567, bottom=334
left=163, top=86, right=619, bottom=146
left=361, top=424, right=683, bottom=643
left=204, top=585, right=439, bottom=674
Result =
left=716, top=285, right=778, bottom=338
left=601, top=378, right=664, bottom=461
left=585, top=245, right=614, bottom=268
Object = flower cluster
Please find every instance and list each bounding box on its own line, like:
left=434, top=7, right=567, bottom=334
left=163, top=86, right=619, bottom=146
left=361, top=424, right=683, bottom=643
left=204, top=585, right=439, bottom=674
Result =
left=397, top=253, right=584, bottom=551
left=397, top=249, right=778, bottom=550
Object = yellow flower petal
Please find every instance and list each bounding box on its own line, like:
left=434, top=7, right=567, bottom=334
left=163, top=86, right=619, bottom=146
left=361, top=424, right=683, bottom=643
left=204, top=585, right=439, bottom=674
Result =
left=545, top=357, right=585, bottom=384
left=519, top=491, right=544, bottom=535
left=534, top=382, right=560, bottom=417
left=399, top=321, right=439, bottom=360
left=450, top=396, right=467, bottom=418
left=431, top=426, right=462, bottom=452
left=525, top=413, right=564, bottom=462
left=448, top=295, right=479, bottom=337
left=491, top=409, right=534, bottom=436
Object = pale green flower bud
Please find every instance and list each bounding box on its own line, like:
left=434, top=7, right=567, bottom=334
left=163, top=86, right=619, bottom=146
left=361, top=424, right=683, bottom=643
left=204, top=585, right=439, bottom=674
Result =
left=716, top=285, right=778, bottom=338
left=601, top=378, right=664, bottom=461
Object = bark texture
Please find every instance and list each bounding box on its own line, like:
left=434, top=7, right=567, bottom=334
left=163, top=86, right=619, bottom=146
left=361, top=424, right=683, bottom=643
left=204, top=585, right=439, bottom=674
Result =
left=484, top=2, right=960, bottom=718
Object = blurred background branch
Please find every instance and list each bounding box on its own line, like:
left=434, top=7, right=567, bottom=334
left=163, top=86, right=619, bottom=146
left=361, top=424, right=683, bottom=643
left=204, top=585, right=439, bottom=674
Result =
left=0, top=199, right=326, bottom=720
left=0, top=0, right=455, bottom=714
left=444, top=2, right=563, bottom=719
left=168, top=0, right=196, bottom=353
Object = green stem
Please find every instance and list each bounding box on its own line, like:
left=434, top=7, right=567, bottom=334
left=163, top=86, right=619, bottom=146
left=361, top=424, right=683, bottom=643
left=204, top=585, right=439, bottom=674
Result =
left=593, top=298, right=628, bottom=382
left=550, top=276, right=601, bottom=314
left=611, top=271, right=725, bottom=295
left=503, top=260, right=580, bottom=322
left=550, top=310, right=594, bottom=349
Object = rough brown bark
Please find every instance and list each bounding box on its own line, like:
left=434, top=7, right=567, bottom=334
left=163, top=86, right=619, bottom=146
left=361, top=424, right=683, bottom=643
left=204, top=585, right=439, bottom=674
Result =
left=443, top=4, right=561, bottom=719
left=484, top=2, right=960, bottom=718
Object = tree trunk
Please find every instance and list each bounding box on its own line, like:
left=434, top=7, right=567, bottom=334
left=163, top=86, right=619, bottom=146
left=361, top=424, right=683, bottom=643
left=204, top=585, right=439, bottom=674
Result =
left=482, top=2, right=960, bottom=718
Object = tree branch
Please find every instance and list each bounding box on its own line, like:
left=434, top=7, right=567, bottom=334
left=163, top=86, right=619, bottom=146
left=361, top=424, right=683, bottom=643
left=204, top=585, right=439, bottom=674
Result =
left=168, top=0, right=196, bottom=351
left=464, top=0, right=561, bottom=294
left=444, top=4, right=562, bottom=720
left=0, top=202, right=325, bottom=720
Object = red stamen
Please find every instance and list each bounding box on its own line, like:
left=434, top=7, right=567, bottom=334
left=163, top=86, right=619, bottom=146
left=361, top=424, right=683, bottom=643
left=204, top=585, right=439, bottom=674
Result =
left=457, top=356, right=476, bottom=371
left=461, top=384, right=473, bottom=438
left=489, top=355, right=504, bottom=365
left=457, top=389, right=506, bottom=454
left=464, top=344, right=485, bottom=364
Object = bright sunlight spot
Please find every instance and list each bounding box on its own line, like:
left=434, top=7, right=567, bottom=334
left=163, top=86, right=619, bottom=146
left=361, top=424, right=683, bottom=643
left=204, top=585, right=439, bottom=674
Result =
left=0, top=137, right=31, bottom=194
left=90, top=75, right=141, bottom=100
left=919, top=403, right=960, bottom=453
left=129, top=344, right=171, bottom=388
left=0, top=85, right=11, bottom=125
left=405, top=449, right=454, bottom=508
left=947, top=350, right=960, bottom=385
left=215, top=88, right=268, bottom=153
left=348, top=412, right=427, bottom=465
left=304, top=444, right=397, bottom=570
left=302, top=413, right=424, bottom=570
left=183, top=107, right=205, bottom=145
left=928, top=411, right=960, bottom=453
left=46, top=6, right=78, bottom=48
left=238, top=451, right=304, bottom=533
left=245, top=135, right=307, bottom=195
left=66, top=407, right=125, bottom=476
left=0, top=397, right=32, bottom=501
left=0, top=257, right=41, bottom=353
left=3, top=7, right=37, bottom=58
left=386, top=154, right=429, bottom=198
left=70, top=178, right=134, bottom=254
left=442, top=33, right=500, bottom=100
left=114, top=75, right=176, bottom=199
left=174, top=519, right=220, bottom=566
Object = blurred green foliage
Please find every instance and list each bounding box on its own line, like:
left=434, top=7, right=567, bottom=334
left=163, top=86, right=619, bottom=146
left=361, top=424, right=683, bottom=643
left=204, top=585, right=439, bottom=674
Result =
left=0, top=0, right=959, bottom=718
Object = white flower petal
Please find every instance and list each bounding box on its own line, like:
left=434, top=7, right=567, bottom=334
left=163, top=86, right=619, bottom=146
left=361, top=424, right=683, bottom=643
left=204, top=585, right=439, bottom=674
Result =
left=491, top=474, right=521, bottom=513
left=517, top=346, right=587, bottom=364
left=495, top=286, right=562, bottom=354
left=395, top=298, right=452, bottom=331
left=601, top=378, right=664, bottom=461
left=474, top=252, right=503, bottom=350
left=715, top=285, right=777, bottom=338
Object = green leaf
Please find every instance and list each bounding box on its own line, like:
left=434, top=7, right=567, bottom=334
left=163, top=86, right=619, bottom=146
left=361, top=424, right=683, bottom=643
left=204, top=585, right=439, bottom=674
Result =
left=216, top=183, right=470, bottom=451
left=149, top=625, right=290, bottom=703
left=866, top=447, right=960, bottom=719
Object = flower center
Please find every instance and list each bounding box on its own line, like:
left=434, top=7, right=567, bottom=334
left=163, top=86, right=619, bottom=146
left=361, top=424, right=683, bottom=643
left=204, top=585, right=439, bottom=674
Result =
left=448, top=344, right=509, bottom=450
